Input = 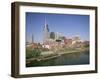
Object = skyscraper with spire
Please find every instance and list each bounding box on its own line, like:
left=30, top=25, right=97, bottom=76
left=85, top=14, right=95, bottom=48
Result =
left=43, top=17, right=50, bottom=44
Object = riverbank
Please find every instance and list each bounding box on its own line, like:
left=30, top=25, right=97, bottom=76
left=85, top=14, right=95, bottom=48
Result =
left=26, top=48, right=89, bottom=64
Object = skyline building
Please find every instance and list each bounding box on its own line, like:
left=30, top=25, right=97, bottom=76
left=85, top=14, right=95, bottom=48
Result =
left=32, top=34, right=34, bottom=43
left=55, top=32, right=62, bottom=40
left=43, top=18, right=50, bottom=44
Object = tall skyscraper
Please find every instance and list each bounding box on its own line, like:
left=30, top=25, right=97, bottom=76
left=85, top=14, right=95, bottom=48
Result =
left=43, top=17, right=50, bottom=44
left=55, top=32, right=62, bottom=40
left=32, top=34, right=34, bottom=43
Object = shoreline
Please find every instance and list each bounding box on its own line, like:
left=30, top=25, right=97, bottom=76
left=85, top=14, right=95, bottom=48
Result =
left=26, top=49, right=89, bottom=64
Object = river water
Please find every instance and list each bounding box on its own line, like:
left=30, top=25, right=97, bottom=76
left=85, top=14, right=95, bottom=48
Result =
left=26, top=51, right=89, bottom=67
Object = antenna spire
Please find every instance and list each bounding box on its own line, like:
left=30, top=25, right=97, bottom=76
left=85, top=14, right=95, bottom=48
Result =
left=45, top=16, right=47, bottom=27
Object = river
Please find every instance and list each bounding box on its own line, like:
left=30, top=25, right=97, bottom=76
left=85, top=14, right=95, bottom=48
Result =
left=26, top=51, right=89, bottom=67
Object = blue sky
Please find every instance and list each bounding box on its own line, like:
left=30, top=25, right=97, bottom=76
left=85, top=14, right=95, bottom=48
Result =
left=26, top=12, right=89, bottom=43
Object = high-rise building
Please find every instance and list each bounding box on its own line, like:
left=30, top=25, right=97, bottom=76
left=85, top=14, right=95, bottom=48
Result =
left=50, top=32, right=55, bottom=39
left=43, top=18, right=50, bottom=44
left=32, top=34, right=34, bottom=43
left=55, top=32, right=63, bottom=40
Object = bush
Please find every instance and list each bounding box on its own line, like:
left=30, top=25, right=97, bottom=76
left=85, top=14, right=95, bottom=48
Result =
left=26, top=49, right=41, bottom=59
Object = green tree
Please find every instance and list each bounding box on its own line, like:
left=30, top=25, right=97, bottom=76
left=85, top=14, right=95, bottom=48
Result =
left=26, top=49, right=41, bottom=59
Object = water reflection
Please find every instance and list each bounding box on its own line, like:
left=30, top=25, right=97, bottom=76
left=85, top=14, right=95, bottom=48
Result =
left=26, top=51, right=89, bottom=67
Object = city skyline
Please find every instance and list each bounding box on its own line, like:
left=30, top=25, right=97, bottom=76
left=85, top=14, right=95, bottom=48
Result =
left=26, top=12, right=89, bottom=43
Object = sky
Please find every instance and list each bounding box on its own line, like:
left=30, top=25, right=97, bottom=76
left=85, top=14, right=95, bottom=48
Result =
left=26, top=12, right=89, bottom=43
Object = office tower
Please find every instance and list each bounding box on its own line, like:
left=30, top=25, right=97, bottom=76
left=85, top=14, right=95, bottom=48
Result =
left=43, top=18, right=50, bottom=44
